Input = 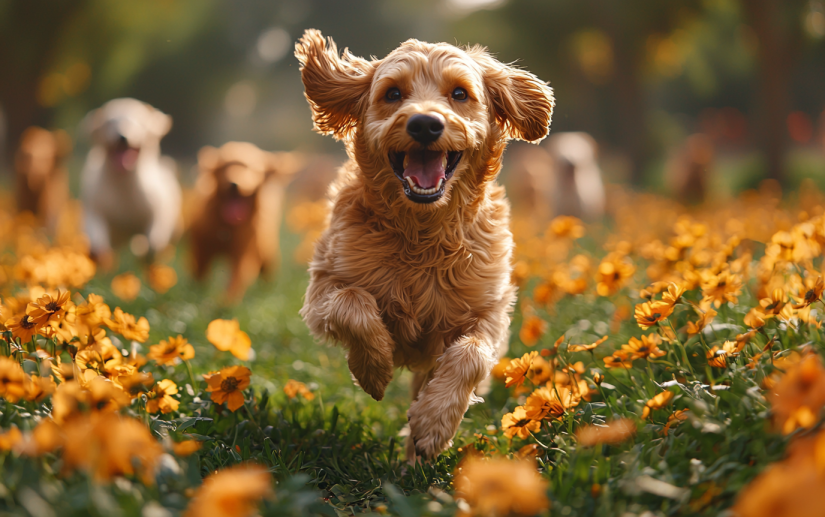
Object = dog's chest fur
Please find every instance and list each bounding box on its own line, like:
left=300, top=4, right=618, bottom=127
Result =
left=324, top=179, right=514, bottom=361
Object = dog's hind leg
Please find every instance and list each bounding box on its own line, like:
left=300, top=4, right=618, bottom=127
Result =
left=302, top=285, right=395, bottom=401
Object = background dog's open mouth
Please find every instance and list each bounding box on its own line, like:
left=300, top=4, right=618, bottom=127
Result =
left=390, top=150, right=462, bottom=203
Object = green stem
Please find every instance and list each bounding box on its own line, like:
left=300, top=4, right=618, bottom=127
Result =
left=184, top=360, right=198, bottom=393
left=666, top=319, right=694, bottom=376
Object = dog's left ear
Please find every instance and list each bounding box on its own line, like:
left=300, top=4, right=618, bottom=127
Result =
left=295, top=29, right=376, bottom=140
left=471, top=49, right=555, bottom=144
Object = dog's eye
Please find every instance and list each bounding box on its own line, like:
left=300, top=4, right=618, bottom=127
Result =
left=385, top=87, right=401, bottom=102
left=451, top=87, right=468, bottom=101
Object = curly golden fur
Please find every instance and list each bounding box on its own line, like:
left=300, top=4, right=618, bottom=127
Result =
left=295, top=29, right=554, bottom=459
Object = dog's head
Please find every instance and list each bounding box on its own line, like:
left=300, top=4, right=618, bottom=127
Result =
left=83, top=98, right=172, bottom=174
left=15, top=127, right=72, bottom=190
left=295, top=29, right=554, bottom=208
left=196, top=142, right=301, bottom=226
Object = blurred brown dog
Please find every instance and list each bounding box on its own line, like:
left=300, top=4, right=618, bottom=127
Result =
left=189, top=142, right=301, bottom=301
left=15, top=126, right=72, bottom=231
left=295, top=30, right=554, bottom=459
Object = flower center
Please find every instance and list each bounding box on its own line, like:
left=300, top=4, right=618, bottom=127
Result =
left=45, top=301, right=59, bottom=312
left=221, top=377, right=240, bottom=392
left=21, top=316, right=36, bottom=329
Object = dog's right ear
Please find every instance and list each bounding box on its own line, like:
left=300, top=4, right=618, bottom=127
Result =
left=294, top=29, right=376, bottom=140
left=81, top=108, right=105, bottom=142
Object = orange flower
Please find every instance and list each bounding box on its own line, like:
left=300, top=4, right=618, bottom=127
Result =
left=576, top=418, right=636, bottom=446
left=758, top=288, right=787, bottom=316
left=146, top=379, right=180, bottom=414
left=519, top=315, right=547, bottom=347
left=620, top=334, right=666, bottom=361
left=183, top=464, right=272, bottom=517
left=147, top=335, right=195, bottom=365
left=105, top=307, right=150, bottom=343
left=206, top=319, right=252, bottom=361
left=700, top=270, right=742, bottom=308
left=603, top=351, right=633, bottom=369
left=26, top=290, right=72, bottom=325
left=706, top=341, right=741, bottom=369
left=0, top=357, right=29, bottom=402
left=16, top=419, right=64, bottom=457
left=549, top=215, right=584, bottom=239
left=641, top=390, right=674, bottom=419
left=686, top=308, right=716, bottom=335
left=204, top=366, right=251, bottom=412
left=501, top=406, right=541, bottom=439
left=172, top=440, right=202, bottom=457
left=661, top=282, right=687, bottom=305
left=62, top=413, right=163, bottom=485
left=0, top=427, right=22, bottom=451
left=25, top=374, right=56, bottom=402
left=454, top=456, right=550, bottom=517
left=5, top=313, right=39, bottom=342
left=111, top=272, right=141, bottom=301
left=491, top=357, right=511, bottom=380
left=744, top=307, right=767, bottom=329
left=283, top=379, right=315, bottom=401
left=504, top=352, right=537, bottom=388
left=115, top=371, right=155, bottom=399
left=793, top=275, right=825, bottom=309
left=662, top=409, right=690, bottom=436
left=75, top=293, right=111, bottom=336
left=148, top=264, right=178, bottom=294
left=595, top=252, right=635, bottom=297
left=769, top=354, right=825, bottom=435
left=568, top=335, right=607, bottom=353
left=634, top=300, right=674, bottom=330
left=523, top=387, right=566, bottom=421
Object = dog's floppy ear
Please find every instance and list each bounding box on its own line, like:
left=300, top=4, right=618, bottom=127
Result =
left=147, top=105, right=173, bottom=138
left=195, top=146, right=220, bottom=198
left=471, top=49, right=555, bottom=143
left=294, top=29, right=376, bottom=140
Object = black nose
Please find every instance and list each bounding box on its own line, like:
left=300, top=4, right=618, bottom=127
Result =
left=406, top=114, right=444, bottom=144
left=117, top=134, right=128, bottom=145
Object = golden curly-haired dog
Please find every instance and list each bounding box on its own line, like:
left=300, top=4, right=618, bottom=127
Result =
left=295, top=29, right=554, bottom=459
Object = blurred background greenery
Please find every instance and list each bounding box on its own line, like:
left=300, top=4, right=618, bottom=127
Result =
left=0, top=0, right=824, bottom=190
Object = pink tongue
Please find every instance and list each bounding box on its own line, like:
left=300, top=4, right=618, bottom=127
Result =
left=116, top=149, right=139, bottom=171
left=221, top=199, right=252, bottom=225
left=403, top=150, right=445, bottom=189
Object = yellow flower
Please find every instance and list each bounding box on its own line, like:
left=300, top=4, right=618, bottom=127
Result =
left=501, top=406, right=541, bottom=439
left=634, top=300, right=674, bottom=329
left=523, top=387, right=566, bottom=421
left=568, top=335, right=607, bottom=353
left=115, top=371, right=155, bottom=399
left=519, top=315, right=547, bottom=347
left=576, top=418, right=636, bottom=446
left=15, top=419, right=64, bottom=457
left=793, top=275, right=825, bottom=309
left=454, top=456, right=550, bottom=517
left=24, top=374, right=56, bottom=402
left=504, top=352, right=537, bottom=388
left=172, top=440, right=202, bottom=457
left=283, top=379, right=315, bottom=400
left=662, top=409, right=690, bottom=436
left=0, top=427, right=22, bottom=451
left=595, top=252, right=635, bottom=297
left=641, top=390, right=674, bottom=419
left=183, top=464, right=272, bottom=517
left=105, top=307, right=150, bottom=343
left=661, top=282, right=687, bottom=306
left=75, top=293, right=111, bottom=337
left=620, top=334, right=666, bottom=361
left=147, top=335, right=195, bottom=365
left=0, top=357, right=29, bottom=402
left=603, top=351, right=633, bottom=369
left=758, top=288, right=786, bottom=316
left=5, top=313, right=40, bottom=342
left=769, top=354, right=825, bottom=435
left=26, top=290, right=72, bottom=325
left=686, top=308, right=716, bottom=335
left=148, top=264, right=178, bottom=294
left=111, top=272, right=141, bottom=301
left=549, top=215, right=585, bottom=239
left=206, top=319, right=252, bottom=361
left=204, top=366, right=251, bottom=412
left=62, top=413, right=163, bottom=485
left=146, top=379, right=180, bottom=414
left=700, top=270, right=742, bottom=308
left=744, top=307, right=767, bottom=329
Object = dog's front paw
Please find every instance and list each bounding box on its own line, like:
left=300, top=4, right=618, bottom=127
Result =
left=347, top=342, right=394, bottom=401
left=406, top=394, right=464, bottom=460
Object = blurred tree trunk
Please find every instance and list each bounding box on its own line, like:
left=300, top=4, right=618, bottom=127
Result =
left=742, top=0, right=803, bottom=185
left=0, top=0, right=86, bottom=165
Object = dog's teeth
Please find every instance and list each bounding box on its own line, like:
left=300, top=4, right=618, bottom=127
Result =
left=436, top=178, right=443, bottom=190
left=406, top=177, right=415, bottom=189
left=403, top=154, right=409, bottom=169
left=441, top=154, right=448, bottom=170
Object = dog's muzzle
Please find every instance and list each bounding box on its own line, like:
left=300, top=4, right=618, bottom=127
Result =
left=389, top=150, right=462, bottom=204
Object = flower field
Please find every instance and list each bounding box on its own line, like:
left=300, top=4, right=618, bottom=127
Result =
left=2, top=180, right=825, bottom=516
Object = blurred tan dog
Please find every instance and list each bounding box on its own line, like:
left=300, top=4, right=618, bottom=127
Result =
left=189, top=142, right=300, bottom=301
left=666, top=133, right=714, bottom=204
left=295, top=30, right=554, bottom=459
left=505, top=132, right=605, bottom=221
left=15, top=126, right=72, bottom=231
left=80, top=98, right=181, bottom=266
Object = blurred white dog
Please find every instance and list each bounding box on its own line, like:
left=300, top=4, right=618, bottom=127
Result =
left=81, top=98, right=182, bottom=265
left=505, top=132, right=605, bottom=221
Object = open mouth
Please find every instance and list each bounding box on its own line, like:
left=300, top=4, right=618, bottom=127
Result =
left=110, top=144, right=140, bottom=172
left=389, top=150, right=462, bottom=204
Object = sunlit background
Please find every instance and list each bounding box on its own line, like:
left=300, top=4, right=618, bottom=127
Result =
left=1, top=0, right=824, bottom=191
